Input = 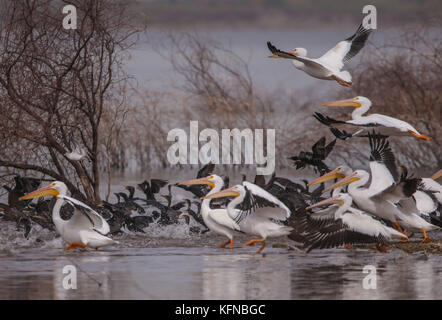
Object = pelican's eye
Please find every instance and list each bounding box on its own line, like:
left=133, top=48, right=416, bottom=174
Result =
left=208, top=175, right=214, bottom=179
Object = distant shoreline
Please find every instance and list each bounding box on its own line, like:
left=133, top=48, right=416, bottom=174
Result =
left=131, top=1, right=441, bottom=31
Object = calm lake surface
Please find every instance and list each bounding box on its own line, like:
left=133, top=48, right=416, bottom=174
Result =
left=1, top=237, right=441, bottom=300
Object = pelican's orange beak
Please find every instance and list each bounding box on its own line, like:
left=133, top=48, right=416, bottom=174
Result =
left=201, top=187, right=239, bottom=200
left=322, top=172, right=360, bottom=194
left=307, top=167, right=346, bottom=186
left=431, top=169, right=442, bottom=181
left=19, top=184, right=59, bottom=200
left=178, top=176, right=215, bottom=189
left=306, top=196, right=344, bottom=210
left=322, top=98, right=360, bottom=108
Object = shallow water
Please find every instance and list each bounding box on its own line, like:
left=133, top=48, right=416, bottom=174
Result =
left=1, top=225, right=441, bottom=300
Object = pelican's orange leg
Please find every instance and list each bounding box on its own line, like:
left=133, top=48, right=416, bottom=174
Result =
left=376, top=242, right=387, bottom=253
left=408, top=130, right=431, bottom=141
left=66, top=242, right=87, bottom=250
left=421, top=228, right=431, bottom=243
left=331, top=75, right=353, bottom=87
left=243, top=238, right=266, bottom=254
left=344, top=244, right=352, bottom=249
left=392, top=222, right=402, bottom=232
left=393, top=222, right=409, bottom=242
left=219, top=239, right=232, bottom=248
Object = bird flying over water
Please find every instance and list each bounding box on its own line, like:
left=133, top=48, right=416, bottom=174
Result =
left=267, top=23, right=372, bottom=86
left=315, top=96, right=431, bottom=141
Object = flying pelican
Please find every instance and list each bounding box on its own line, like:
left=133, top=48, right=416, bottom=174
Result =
left=304, top=193, right=407, bottom=252
left=202, top=182, right=292, bottom=254
left=267, top=23, right=372, bottom=86
left=178, top=175, right=240, bottom=249
left=19, top=181, right=117, bottom=250
left=315, top=96, right=431, bottom=140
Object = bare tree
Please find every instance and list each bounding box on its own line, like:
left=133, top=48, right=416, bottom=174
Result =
left=0, top=0, right=143, bottom=204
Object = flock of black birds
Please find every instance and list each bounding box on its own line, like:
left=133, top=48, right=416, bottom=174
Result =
left=0, top=138, right=334, bottom=242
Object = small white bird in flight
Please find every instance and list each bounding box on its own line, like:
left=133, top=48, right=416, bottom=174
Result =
left=65, top=143, right=88, bottom=162
left=267, top=23, right=373, bottom=86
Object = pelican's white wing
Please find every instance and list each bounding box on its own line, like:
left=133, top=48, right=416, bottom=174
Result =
left=243, top=181, right=291, bottom=219
left=60, top=195, right=110, bottom=235
left=369, top=162, right=395, bottom=193
left=421, top=178, right=442, bottom=204
left=411, top=191, right=438, bottom=215
left=341, top=211, right=403, bottom=239
left=304, top=208, right=405, bottom=252
left=368, top=133, right=399, bottom=193
left=318, top=23, right=372, bottom=70
left=208, top=209, right=241, bottom=231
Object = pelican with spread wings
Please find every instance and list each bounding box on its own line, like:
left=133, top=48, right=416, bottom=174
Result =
left=203, top=181, right=292, bottom=253
left=323, top=134, right=439, bottom=242
left=303, top=193, right=407, bottom=252
left=20, top=181, right=117, bottom=250
left=267, top=23, right=372, bottom=86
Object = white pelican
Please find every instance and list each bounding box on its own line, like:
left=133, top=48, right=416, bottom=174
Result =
left=202, top=182, right=292, bottom=254
left=307, top=165, right=354, bottom=194
left=421, top=169, right=442, bottom=205
left=306, top=165, right=354, bottom=223
left=316, top=96, right=431, bottom=140
left=326, top=171, right=439, bottom=243
left=400, top=168, right=442, bottom=225
left=311, top=165, right=441, bottom=220
left=304, top=193, right=407, bottom=252
left=19, top=181, right=117, bottom=250
left=267, top=23, right=372, bottom=86
left=178, top=175, right=240, bottom=249
left=322, top=133, right=439, bottom=242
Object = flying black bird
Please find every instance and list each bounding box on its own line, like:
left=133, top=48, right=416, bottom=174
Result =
left=289, top=137, right=336, bottom=175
